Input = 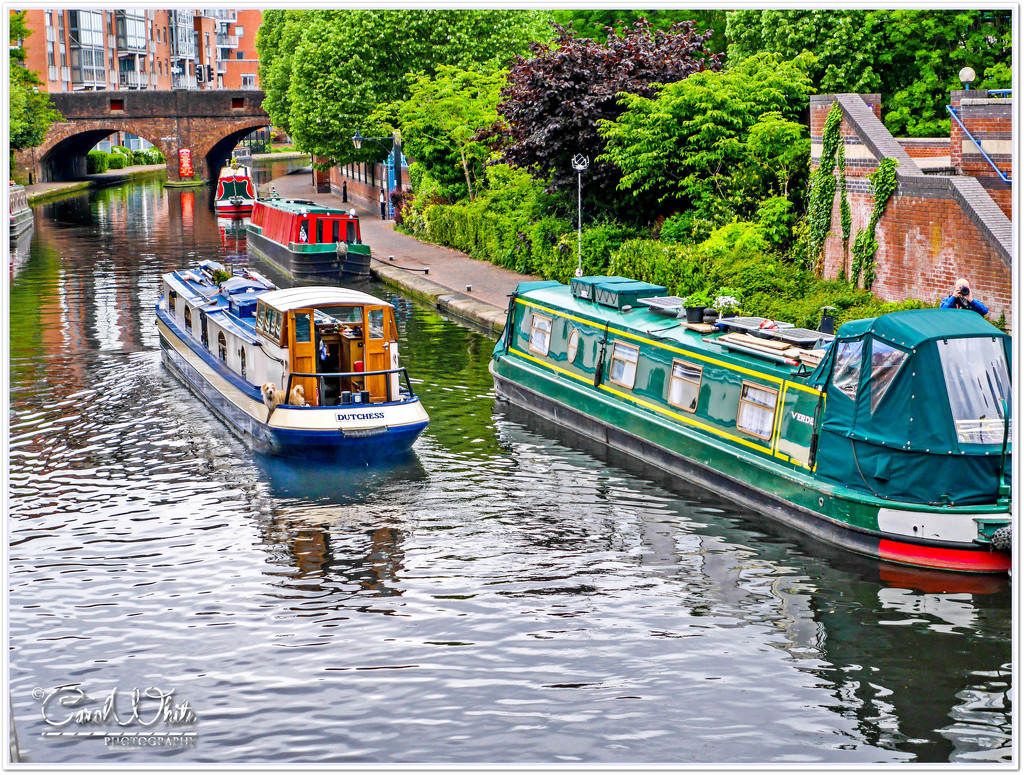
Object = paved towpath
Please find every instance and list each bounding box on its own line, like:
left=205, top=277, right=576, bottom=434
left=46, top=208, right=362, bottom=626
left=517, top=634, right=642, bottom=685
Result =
left=264, top=170, right=536, bottom=333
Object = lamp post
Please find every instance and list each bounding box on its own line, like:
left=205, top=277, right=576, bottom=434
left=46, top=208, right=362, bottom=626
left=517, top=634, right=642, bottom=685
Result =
left=571, top=154, right=589, bottom=278
left=959, top=66, right=977, bottom=90
left=352, top=130, right=402, bottom=219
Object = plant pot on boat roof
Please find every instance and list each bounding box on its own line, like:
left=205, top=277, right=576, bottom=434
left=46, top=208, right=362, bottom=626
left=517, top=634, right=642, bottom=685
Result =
left=680, top=290, right=713, bottom=323
left=712, top=288, right=742, bottom=318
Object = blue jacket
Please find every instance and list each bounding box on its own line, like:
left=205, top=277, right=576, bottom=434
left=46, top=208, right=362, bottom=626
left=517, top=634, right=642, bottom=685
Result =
left=940, top=295, right=988, bottom=315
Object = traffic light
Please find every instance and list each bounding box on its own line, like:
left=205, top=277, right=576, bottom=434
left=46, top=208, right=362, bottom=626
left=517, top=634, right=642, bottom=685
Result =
left=196, top=65, right=204, bottom=83
left=207, top=66, right=214, bottom=83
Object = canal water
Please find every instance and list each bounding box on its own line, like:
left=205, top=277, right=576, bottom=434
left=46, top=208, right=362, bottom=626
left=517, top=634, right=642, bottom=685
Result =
left=7, top=162, right=1013, bottom=765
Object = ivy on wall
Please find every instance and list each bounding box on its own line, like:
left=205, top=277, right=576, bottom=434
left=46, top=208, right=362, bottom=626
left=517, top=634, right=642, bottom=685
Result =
left=806, top=102, right=843, bottom=274
left=838, top=141, right=851, bottom=280
left=850, top=157, right=899, bottom=289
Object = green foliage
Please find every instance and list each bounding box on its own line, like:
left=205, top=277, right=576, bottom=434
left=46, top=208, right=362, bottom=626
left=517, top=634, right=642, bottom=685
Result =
left=106, top=153, right=126, bottom=170
left=838, top=141, right=851, bottom=274
left=756, top=196, right=794, bottom=250
left=264, top=10, right=549, bottom=162
left=551, top=10, right=727, bottom=54
left=112, top=145, right=131, bottom=156
left=725, top=9, right=1012, bottom=137
left=850, top=157, right=899, bottom=289
left=86, top=151, right=109, bottom=174
left=390, top=66, right=505, bottom=201
left=746, top=112, right=810, bottom=198
left=609, top=240, right=708, bottom=298
left=9, top=11, right=61, bottom=151
left=598, top=52, right=814, bottom=228
left=806, top=102, right=843, bottom=273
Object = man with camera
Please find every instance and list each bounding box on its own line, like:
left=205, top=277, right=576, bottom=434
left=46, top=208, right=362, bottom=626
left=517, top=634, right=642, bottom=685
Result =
left=940, top=277, right=988, bottom=316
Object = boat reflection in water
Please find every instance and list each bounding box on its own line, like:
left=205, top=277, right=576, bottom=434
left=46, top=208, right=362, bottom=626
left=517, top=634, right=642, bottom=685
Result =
left=494, top=400, right=1011, bottom=761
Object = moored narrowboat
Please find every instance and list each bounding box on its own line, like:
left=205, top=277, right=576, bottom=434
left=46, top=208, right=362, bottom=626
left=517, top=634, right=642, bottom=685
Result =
left=214, top=160, right=257, bottom=216
left=491, top=276, right=1012, bottom=574
left=246, top=198, right=371, bottom=283
left=9, top=182, right=33, bottom=240
left=156, top=260, right=429, bottom=460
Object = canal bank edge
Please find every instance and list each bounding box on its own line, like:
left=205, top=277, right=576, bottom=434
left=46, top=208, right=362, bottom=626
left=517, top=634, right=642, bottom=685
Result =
left=26, top=166, right=166, bottom=204
left=370, top=260, right=507, bottom=336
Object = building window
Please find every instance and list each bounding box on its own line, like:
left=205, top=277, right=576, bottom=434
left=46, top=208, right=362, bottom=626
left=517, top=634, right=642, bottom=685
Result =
left=235, top=25, right=244, bottom=36
left=529, top=314, right=551, bottom=356
left=668, top=360, right=702, bottom=413
left=236, top=50, right=244, bottom=60
left=608, top=341, right=639, bottom=389
left=241, top=74, right=255, bottom=88
left=737, top=381, right=778, bottom=440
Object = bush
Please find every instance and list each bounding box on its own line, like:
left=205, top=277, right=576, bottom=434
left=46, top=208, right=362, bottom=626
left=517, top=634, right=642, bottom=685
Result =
left=87, top=150, right=109, bottom=174
left=106, top=152, right=126, bottom=170
left=609, top=239, right=710, bottom=297
left=112, top=145, right=131, bottom=156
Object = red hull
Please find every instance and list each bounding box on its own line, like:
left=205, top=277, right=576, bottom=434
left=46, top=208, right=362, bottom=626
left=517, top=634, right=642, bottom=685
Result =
left=215, top=203, right=254, bottom=216
left=878, top=538, right=1011, bottom=573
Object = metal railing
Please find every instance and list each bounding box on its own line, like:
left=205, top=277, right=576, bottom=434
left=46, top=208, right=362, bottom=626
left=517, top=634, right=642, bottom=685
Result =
left=947, top=101, right=1012, bottom=183
left=283, top=367, right=415, bottom=407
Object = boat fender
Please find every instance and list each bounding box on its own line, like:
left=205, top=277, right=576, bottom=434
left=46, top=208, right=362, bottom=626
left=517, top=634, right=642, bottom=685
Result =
left=991, top=525, right=1012, bottom=553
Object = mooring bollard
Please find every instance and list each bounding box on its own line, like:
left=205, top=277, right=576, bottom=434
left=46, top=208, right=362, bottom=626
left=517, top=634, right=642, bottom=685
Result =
left=466, top=285, right=472, bottom=292
left=389, top=255, right=394, bottom=261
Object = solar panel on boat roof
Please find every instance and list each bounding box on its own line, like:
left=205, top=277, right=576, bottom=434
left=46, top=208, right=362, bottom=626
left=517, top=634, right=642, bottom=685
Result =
left=637, top=296, right=687, bottom=311
left=766, top=327, right=835, bottom=346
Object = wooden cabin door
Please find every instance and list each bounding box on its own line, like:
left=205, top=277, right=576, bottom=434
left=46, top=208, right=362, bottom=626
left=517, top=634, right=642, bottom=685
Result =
left=363, top=306, right=388, bottom=400
left=288, top=310, right=318, bottom=406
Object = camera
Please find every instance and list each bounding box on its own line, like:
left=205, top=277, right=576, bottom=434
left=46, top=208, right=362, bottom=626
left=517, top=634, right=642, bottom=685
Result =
left=958, top=286, right=970, bottom=297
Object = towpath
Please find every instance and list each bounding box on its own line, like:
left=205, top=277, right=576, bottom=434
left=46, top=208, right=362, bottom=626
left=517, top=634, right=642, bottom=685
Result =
left=264, top=170, right=536, bottom=333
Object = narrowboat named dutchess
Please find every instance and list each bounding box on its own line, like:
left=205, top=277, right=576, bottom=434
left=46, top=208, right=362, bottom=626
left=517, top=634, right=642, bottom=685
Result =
left=156, top=261, right=429, bottom=460
left=246, top=198, right=371, bottom=283
left=491, top=276, right=1012, bottom=573
left=214, top=160, right=257, bottom=216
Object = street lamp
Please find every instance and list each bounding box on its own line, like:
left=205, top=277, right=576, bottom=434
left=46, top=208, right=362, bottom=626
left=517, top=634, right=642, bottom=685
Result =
left=571, top=154, right=589, bottom=278
left=351, top=130, right=403, bottom=219
left=959, top=66, right=977, bottom=90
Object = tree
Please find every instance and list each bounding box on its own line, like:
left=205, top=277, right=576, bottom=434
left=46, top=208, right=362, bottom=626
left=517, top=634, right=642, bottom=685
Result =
left=551, top=10, right=727, bottom=54
left=255, top=10, right=309, bottom=135
left=9, top=11, right=61, bottom=152
left=725, top=9, right=1012, bottom=137
left=261, top=10, right=550, bottom=163
left=390, top=66, right=505, bottom=201
left=494, top=18, right=719, bottom=217
left=598, top=52, right=815, bottom=228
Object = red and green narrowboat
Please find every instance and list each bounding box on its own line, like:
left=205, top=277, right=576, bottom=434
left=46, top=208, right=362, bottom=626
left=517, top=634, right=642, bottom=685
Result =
left=491, top=276, right=1012, bottom=574
left=246, top=197, right=371, bottom=284
left=214, top=160, right=257, bottom=216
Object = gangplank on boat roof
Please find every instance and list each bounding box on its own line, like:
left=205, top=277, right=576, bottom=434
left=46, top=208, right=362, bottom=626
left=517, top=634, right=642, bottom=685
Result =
left=155, top=260, right=428, bottom=460
left=490, top=276, right=1012, bottom=574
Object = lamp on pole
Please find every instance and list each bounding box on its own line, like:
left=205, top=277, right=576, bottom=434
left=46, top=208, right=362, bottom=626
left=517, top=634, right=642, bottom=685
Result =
left=571, top=154, right=589, bottom=278
left=352, top=130, right=402, bottom=219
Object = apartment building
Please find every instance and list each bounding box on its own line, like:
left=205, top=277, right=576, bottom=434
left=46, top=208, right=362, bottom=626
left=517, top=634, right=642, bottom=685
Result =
left=14, top=9, right=260, bottom=93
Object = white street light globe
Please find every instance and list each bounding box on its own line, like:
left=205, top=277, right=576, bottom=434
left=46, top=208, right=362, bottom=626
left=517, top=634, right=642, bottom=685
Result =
left=959, top=66, right=977, bottom=87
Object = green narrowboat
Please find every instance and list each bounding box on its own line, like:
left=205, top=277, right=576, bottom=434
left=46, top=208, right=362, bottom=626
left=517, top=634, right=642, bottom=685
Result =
left=490, top=277, right=1012, bottom=574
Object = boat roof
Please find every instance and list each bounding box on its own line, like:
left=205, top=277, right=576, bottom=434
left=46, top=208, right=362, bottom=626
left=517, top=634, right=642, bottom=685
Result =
left=258, top=198, right=355, bottom=216
left=219, top=163, right=251, bottom=177
left=259, top=286, right=390, bottom=312
left=833, top=307, right=1006, bottom=347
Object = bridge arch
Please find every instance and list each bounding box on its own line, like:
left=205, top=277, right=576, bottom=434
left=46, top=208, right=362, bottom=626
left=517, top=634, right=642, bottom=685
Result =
left=13, top=90, right=270, bottom=185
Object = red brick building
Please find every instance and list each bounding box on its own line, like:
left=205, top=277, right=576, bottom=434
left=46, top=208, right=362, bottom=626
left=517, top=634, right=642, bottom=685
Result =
left=810, top=91, right=1012, bottom=327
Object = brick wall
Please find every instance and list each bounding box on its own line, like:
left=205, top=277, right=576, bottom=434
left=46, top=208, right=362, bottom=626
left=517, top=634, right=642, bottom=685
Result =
left=896, top=138, right=949, bottom=158
left=811, top=93, right=1013, bottom=328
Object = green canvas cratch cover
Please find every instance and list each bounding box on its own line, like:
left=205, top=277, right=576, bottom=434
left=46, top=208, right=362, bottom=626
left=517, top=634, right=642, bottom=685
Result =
left=810, top=309, right=1012, bottom=506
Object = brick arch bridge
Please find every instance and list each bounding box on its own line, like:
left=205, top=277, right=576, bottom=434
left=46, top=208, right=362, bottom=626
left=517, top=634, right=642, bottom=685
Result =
left=13, top=90, right=271, bottom=185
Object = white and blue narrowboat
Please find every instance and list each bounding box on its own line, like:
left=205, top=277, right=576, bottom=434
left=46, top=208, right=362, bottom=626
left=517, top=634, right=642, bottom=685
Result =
left=491, top=276, right=1012, bottom=574
left=156, top=261, right=429, bottom=460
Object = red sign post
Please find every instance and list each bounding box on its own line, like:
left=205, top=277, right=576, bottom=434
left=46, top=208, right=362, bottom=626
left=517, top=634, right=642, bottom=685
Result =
left=178, top=148, right=194, bottom=178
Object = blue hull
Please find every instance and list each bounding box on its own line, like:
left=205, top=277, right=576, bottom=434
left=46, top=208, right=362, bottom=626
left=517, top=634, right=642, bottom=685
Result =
left=157, top=309, right=427, bottom=462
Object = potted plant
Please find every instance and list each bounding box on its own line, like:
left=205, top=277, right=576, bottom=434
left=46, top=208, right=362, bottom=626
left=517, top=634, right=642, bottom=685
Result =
left=712, top=288, right=742, bottom=318
left=680, top=290, right=713, bottom=323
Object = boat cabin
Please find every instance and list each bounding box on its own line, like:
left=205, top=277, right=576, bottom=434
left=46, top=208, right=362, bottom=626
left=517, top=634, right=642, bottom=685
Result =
left=250, top=199, right=362, bottom=247
left=253, top=287, right=401, bottom=407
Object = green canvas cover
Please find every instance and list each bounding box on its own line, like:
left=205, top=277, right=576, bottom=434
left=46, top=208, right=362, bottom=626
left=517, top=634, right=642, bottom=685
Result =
left=811, top=309, right=1012, bottom=506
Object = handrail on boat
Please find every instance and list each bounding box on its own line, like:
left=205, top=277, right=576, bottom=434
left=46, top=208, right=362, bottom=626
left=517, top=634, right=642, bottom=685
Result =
left=283, top=367, right=415, bottom=406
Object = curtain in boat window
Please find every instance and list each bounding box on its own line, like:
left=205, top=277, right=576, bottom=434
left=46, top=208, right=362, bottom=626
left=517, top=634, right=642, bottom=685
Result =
left=737, top=382, right=777, bottom=439
left=609, top=342, right=639, bottom=388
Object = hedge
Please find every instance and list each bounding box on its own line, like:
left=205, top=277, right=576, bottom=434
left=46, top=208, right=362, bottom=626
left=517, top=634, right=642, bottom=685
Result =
left=86, top=151, right=109, bottom=174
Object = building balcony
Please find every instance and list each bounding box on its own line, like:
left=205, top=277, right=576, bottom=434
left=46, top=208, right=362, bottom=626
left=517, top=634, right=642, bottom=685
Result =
left=172, top=75, right=197, bottom=91
left=216, top=34, right=238, bottom=48
left=118, top=71, right=149, bottom=88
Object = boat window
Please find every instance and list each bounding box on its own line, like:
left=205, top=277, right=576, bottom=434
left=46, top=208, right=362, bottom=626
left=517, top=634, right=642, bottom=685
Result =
left=315, top=219, right=323, bottom=244
left=609, top=342, right=640, bottom=388
left=367, top=308, right=384, bottom=339
left=256, top=302, right=266, bottom=331
left=668, top=360, right=702, bottom=413
left=529, top=314, right=552, bottom=356
left=293, top=312, right=312, bottom=343
left=832, top=340, right=863, bottom=400
left=937, top=336, right=1012, bottom=444
left=199, top=310, right=209, bottom=348
left=184, top=305, right=192, bottom=333
left=332, top=220, right=340, bottom=243
left=346, top=221, right=355, bottom=243
left=316, top=305, right=362, bottom=324
left=270, top=310, right=282, bottom=339
left=566, top=327, right=580, bottom=363
left=217, top=332, right=227, bottom=362
left=298, top=218, right=309, bottom=244
left=240, top=347, right=246, bottom=379
left=168, top=288, right=177, bottom=311
left=869, top=339, right=908, bottom=412
left=737, top=381, right=778, bottom=440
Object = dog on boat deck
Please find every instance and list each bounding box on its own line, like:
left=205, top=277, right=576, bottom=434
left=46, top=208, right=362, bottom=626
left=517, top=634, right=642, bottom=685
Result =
left=261, top=382, right=307, bottom=415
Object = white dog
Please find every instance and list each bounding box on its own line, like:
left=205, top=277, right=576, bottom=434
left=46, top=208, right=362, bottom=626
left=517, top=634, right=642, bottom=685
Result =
left=261, top=382, right=307, bottom=415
